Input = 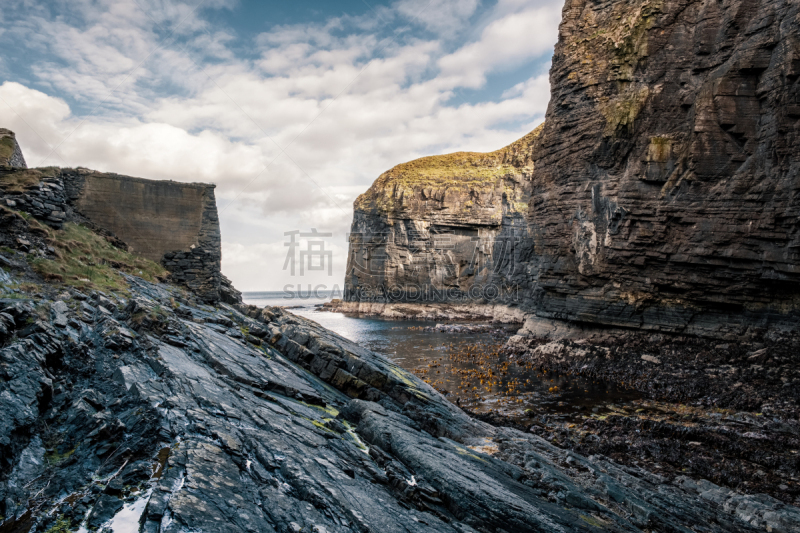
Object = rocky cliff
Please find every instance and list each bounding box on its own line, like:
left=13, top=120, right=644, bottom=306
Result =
left=344, top=0, right=800, bottom=338
left=526, top=0, right=800, bottom=338
left=343, top=127, right=542, bottom=321
left=0, top=137, right=239, bottom=304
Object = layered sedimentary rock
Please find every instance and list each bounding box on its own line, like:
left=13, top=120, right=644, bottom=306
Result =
left=0, top=137, right=238, bottom=303
left=345, top=0, right=800, bottom=338
left=344, top=127, right=541, bottom=317
left=525, top=0, right=800, bottom=337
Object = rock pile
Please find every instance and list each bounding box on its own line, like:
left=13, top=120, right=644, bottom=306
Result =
left=1, top=172, right=68, bottom=228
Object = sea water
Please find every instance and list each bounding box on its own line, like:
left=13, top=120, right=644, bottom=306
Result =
left=243, top=291, right=640, bottom=423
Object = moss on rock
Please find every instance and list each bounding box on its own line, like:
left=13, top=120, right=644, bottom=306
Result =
left=601, top=87, right=650, bottom=136
left=0, top=136, right=16, bottom=163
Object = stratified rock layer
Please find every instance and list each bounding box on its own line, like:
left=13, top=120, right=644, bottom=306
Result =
left=527, top=0, right=800, bottom=337
left=345, top=0, right=800, bottom=338
left=344, top=128, right=541, bottom=309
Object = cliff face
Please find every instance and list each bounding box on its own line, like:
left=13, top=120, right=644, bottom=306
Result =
left=345, top=0, right=800, bottom=337
left=344, top=127, right=541, bottom=312
left=528, top=0, right=800, bottom=337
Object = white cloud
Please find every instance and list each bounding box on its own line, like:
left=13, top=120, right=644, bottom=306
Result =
left=438, top=2, right=562, bottom=88
left=396, top=0, right=480, bottom=36
left=0, top=82, right=72, bottom=164
left=0, top=0, right=560, bottom=290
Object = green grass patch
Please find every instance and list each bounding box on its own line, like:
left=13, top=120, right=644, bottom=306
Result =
left=0, top=136, right=16, bottom=162
left=0, top=167, right=59, bottom=193
left=355, top=124, right=542, bottom=213
left=45, top=446, right=77, bottom=467
left=29, top=221, right=167, bottom=294
left=130, top=305, right=169, bottom=326
left=0, top=292, right=27, bottom=299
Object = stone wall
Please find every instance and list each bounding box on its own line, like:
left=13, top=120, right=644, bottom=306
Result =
left=63, top=171, right=213, bottom=262
left=0, top=169, right=68, bottom=228
left=62, top=169, right=227, bottom=302
left=0, top=131, right=236, bottom=303
left=0, top=129, right=27, bottom=168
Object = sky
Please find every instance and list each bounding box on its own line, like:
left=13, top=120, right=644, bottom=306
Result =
left=0, top=0, right=561, bottom=292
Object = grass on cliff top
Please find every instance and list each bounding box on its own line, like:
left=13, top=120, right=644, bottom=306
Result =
left=0, top=136, right=16, bottom=162
left=28, top=219, right=167, bottom=293
left=0, top=167, right=59, bottom=193
left=354, top=124, right=542, bottom=211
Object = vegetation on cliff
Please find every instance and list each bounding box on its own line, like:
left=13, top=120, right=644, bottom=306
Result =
left=32, top=221, right=167, bottom=292
left=354, top=123, right=542, bottom=214
left=0, top=209, right=168, bottom=293
left=0, top=167, right=57, bottom=193
left=0, top=135, right=17, bottom=163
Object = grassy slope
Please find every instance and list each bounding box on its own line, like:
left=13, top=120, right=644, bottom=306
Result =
left=354, top=124, right=542, bottom=213
left=22, top=215, right=167, bottom=294
left=0, top=136, right=16, bottom=163
left=0, top=167, right=60, bottom=193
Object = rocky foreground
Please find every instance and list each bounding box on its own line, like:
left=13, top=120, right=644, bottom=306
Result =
left=465, top=328, right=800, bottom=506
left=0, top=257, right=798, bottom=532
